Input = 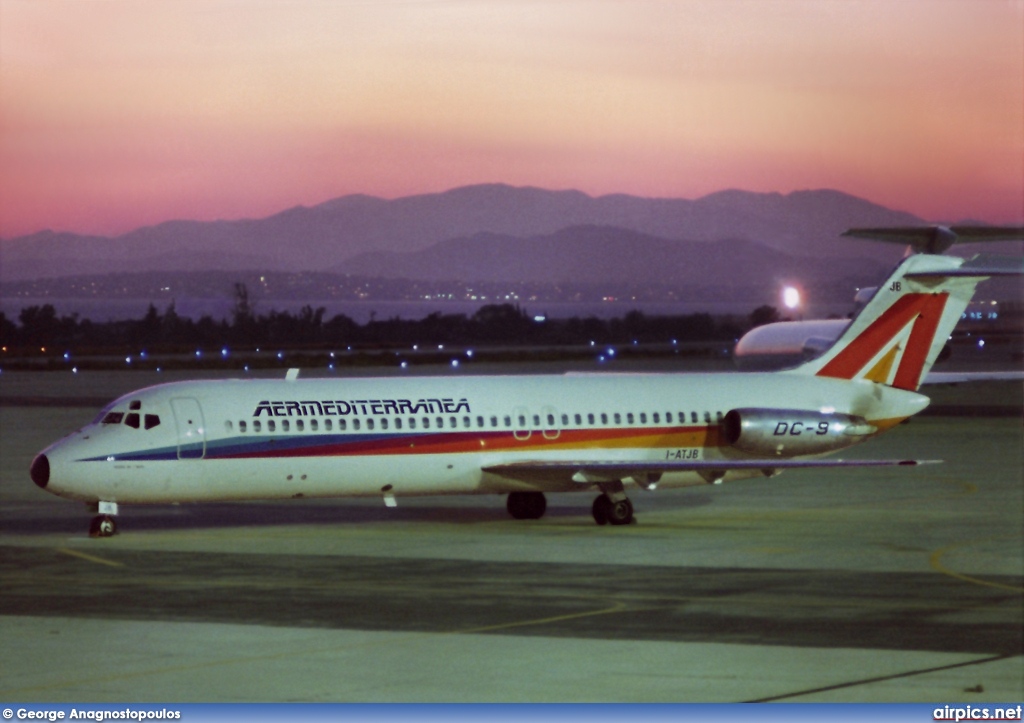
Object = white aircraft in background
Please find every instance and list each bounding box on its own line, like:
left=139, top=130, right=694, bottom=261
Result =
left=734, top=226, right=1024, bottom=378
left=30, top=227, right=1023, bottom=536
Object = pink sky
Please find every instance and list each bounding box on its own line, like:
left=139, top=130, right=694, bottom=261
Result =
left=2, top=0, right=1022, bottom=238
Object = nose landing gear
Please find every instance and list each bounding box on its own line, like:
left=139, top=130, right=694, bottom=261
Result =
left=89, top=515, right=117, bottom=537
left=88, top=501, right=119, bottom=537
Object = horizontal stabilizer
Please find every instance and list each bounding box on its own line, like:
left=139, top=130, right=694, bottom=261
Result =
left=904, top=254, right=1024, bottom=278
left=843, top=226, right=1024, bottom=254
left=923, top=371, right=1024, bottom=384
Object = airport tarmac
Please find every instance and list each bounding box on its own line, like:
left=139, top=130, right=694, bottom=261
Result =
left=0, top=368, right=1021, bottom=702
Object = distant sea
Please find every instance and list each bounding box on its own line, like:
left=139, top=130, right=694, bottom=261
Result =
left=0, top=297, right=852, bottom=323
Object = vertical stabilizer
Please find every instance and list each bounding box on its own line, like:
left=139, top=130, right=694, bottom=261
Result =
left=788, top=254, right=989, bottom=391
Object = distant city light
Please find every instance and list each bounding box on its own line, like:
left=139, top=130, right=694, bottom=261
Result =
left=782, top=286, right=801, bottom=310
left=221, top=347, right=229, bottom=357
left=534, top=315, right=546, bottom=323
left=400, top=361, right=408, bottom=369
left=451, top=359, right=459, bottom=368
left=195, top=350, right=202, bottom=358
left=978, top=339, right=986, bottom=348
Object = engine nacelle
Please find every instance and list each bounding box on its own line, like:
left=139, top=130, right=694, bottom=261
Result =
left=722, top=408, right=877, bottom=457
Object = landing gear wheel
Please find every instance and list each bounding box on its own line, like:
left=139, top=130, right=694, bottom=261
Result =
left=506, top=491, right=547, bottom=520
left=592, top=494, right=633, bottom=526
left=607, top=498, right=634, bottom=526
left=89, top=515, right=117, bottom=538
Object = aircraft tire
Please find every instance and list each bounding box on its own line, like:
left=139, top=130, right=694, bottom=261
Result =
left=506, top=491, right=546, bottom=520
left=592, top=495, right=610, bottom=525
left=606, top=498, right=633, bottom=526
left=89, top=515, right=117, bottom=538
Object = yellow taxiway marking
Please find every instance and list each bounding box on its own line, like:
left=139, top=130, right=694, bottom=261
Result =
left=57, top=547, right=125, bottom=568
left=455, top=601, right=629, bottom=635
left=929, top=536, right=1024, bottom=593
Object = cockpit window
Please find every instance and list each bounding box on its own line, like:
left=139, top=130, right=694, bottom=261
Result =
left=129, top=400, right=142, bottom=411
left=124, top=413, right=140, bottom=429
left=144, top=414, right=161, bottom=430
left=102, top=412, right=124, bottom=425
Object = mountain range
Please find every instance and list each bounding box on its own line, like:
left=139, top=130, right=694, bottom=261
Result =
left=1, top=185, right=921, bottom=286
left=335, top=225, right=891, bottom=296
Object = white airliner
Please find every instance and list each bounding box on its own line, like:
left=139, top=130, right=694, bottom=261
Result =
left=29, top=228, right=1022, bottom=536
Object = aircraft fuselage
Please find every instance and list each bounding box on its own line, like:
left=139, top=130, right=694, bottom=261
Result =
left=33, top=371, right=927, bottom=506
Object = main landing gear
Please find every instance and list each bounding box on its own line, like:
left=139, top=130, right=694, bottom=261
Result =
left=591, top=494, right=634, bottom=526
left=506, top=491, right=547, bottom=520
left=505, top=484, right=636, bottom=526
left=591, top=480, right=634, bottom=525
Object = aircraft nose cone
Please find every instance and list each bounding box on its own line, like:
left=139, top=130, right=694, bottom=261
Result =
left=30, top=454, right=50, bottom=489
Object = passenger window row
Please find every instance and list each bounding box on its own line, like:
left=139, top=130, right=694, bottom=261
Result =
left=226, top=409, right=726, bottom=434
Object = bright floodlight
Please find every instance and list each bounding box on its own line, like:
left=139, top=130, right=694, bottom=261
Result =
left=782, top=286, right=801, bottom=310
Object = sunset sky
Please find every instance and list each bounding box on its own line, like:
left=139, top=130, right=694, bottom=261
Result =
left=1, top=0, right=1022, bottom=238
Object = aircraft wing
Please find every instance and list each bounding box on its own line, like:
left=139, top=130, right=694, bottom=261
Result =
left=483, top=457, right=938, bottom=487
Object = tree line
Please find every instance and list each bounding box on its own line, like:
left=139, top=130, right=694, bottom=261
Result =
left=1, top=296, right=781, bottom=352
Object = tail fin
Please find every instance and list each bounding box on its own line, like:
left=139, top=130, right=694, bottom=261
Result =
left=789, top=254, right=991, bottom=391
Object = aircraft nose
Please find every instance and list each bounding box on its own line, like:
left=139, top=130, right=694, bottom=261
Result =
left=30, top=454, right=50, bottom=489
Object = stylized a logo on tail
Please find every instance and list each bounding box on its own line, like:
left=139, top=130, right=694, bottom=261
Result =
left=815, top=293, right=949, bottom=390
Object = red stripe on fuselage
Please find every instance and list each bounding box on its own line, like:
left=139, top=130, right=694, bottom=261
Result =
left=219, top=425, right=722, bottom=459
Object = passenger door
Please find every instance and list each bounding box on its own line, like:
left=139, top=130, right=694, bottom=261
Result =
left=171, top=397, right=206, bottom=460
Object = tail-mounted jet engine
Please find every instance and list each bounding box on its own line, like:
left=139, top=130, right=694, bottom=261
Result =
left=722, top=408, right=877, bottom=457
